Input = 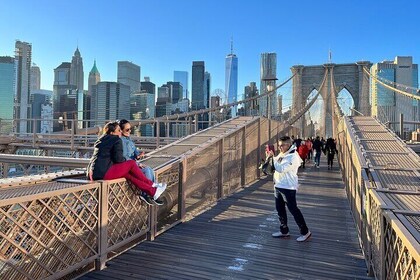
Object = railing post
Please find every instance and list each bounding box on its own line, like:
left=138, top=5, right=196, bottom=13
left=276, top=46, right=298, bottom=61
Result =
left=32, top=119, right=37, bottom=147
left=71, top=119, right=75, bottom=151
left=241, top=126, right=246, bottom=186
left=399, top=113, right=404, bottom=139
left=194, top=114, right=198, bottom=132
left=95, top=181, right=109, bottom=270
left=147, top=204, right=157, bottom=241
left=217, top=138, right=224, bottom=199
left=178, top=158, right=187, bottom=221
left=156, top=121, right=160, bottom=148
left=257, top=118, right=261, bottom=178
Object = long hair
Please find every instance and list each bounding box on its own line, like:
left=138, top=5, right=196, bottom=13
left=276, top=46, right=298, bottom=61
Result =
left=103, top=121, right=120, bottom=135
left=118, top=119, right=130, bottom=130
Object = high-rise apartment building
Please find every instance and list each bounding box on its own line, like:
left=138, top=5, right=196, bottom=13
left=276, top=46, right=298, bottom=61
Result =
left=0, top=56, right=15, bottom=133
left=260, top=53, right=277, bottom=117
left=225, top=45, right=238, bottom=117
left=192, top=61, right=205, bottom=110
left=174, top=71, right=189, bottom=99
left=15, top=41, right=32, bottom=133
left=371, top=56, right=419, bottom=135
left=30, top=63, right=41, bottom=91
left=70, top=47, right=84, bottom=91
left=91, top=82, right=130, bottom=126
left=118, top=61, right=141, bottom=94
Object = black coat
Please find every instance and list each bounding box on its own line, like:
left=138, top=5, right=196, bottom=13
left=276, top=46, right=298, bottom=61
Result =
left=88, top=134, right=126, bottom=180
left=312, top=139, right=323, bottom=152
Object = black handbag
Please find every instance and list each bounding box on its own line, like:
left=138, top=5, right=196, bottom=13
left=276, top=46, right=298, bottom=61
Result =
left=261, top=156, right=275, bottom=175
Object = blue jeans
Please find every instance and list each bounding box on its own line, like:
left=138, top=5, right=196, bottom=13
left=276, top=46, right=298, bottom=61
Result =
left=315, top=150, right=321, bottom=166
left=141, top=166, right=155, bottom=182
left=274, top=188, right=308, bottom=235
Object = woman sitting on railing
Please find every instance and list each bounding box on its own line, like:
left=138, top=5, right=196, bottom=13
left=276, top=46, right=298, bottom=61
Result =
left=118, top=119, right=161, bottom=205
left=87, top=121, right=166, bottom=202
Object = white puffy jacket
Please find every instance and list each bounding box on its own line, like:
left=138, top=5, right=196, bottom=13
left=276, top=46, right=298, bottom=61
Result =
left=273, top=146, right=302, bottom=190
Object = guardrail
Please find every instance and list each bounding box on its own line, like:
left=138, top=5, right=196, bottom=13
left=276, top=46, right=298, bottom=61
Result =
left=337, top=116, right=420, bottom=280
left=0, top=116, right=295, bottom=279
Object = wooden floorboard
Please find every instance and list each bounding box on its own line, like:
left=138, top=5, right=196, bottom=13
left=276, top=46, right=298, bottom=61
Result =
left=81, top=161, right=373, bottom=280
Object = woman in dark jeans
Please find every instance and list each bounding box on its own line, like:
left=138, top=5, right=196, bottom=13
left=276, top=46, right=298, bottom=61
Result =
left=87, top=121, right=166, bottom=201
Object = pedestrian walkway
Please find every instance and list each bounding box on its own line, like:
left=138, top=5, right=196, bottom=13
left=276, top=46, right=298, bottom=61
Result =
left=82, top=160, right=373, bottom=280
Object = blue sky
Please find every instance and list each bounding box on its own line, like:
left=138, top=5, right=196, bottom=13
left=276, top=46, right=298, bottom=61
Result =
left=1, top=0, right=419, bottom=107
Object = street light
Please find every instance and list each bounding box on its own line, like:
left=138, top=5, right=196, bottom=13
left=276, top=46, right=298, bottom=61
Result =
left=261, top=77, right=277, bottom=119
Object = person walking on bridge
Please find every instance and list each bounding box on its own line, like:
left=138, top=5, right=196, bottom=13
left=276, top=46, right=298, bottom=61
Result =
left=268, top=136, right=311, bottom=242
left=312, top=136, right=323, bottom=168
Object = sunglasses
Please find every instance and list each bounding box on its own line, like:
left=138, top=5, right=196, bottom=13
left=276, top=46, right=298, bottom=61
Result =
left=124, top=128, right=132, bottom=132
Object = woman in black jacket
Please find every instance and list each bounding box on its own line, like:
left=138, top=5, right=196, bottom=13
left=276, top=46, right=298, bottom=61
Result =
left=88, top=121, right=166, bottom=201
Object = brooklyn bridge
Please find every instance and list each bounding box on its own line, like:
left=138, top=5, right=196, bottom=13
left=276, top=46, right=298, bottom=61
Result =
left=0, top=62, right=419, bottom=280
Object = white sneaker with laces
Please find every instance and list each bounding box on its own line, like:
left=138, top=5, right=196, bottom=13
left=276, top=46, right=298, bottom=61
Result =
left=153, top=183, right=167, bottom=200
left=296, top=231, right=312, bottom=242
left=272, top=231, right=290, bottom=238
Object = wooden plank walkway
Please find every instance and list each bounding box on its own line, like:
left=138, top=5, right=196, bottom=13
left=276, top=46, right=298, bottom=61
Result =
left=82, top=160, right=373, bottom=280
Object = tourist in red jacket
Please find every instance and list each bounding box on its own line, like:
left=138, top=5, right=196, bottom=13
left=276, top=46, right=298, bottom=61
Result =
left=297, top=141, right=309, bottom=168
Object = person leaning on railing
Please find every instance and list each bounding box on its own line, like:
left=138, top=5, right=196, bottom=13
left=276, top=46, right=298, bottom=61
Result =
left=87, top=121, right=167, bottom=202
left=118, top=119, right=162, bottom=205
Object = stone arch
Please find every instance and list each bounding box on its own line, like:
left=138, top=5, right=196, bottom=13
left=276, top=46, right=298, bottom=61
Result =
left=291, top=61, right=372, bottom=137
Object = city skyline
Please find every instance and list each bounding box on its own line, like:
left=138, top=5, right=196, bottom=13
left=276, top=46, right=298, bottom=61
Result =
left=1, top=0, right=419, bottom=108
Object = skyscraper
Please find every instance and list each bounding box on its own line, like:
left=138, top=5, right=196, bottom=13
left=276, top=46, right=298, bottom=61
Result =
left=225, top=43, right=238, bottom=117
left=91, top=82, right=130, bottom=125
left=30, top=63, right=41, bottom=91
left=0, top=56, right=15, bottom=133
left=53, top=62, right=75, bottom=130
left=174, top=71, right=189, bottom=99
left=260, top=53, right=277, bottom=117
left=244, top=82, right=259, bottom=116
left=88, top=60, right=101, bottom=96
left=31, top=90, right=52, bottom=133
left=141, top=77, right=156, bottom=95
left=118, top=61, right=141, bottom=94
left=371, top=56, right=419, bottom=134
left=166, top=81, right=183, bottom=104
left=15, top=41, right=32, bottom=133
left=204, top=72, right=211, bottom=109
left=70, top=47, right=84, bottom=91
left=191, top=61, right=205, bottom=110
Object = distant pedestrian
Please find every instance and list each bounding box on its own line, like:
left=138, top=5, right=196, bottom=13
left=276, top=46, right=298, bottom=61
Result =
left=305, top=137, right=313, bottom=162
left=297, top=140, right=309, bottom=168
left=312, top=136, right=323, bottom=168
left=268, top=136, right=311, bottom=242
left=324, top=137, right=338, bottom=170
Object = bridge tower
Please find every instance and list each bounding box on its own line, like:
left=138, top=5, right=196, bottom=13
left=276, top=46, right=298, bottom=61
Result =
left=291, top=61, right=371, bottom=138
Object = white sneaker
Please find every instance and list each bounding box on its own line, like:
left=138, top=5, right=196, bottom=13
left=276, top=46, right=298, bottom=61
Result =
left=296, top=231, right=312, bottom=242
left=153, top=183, right=167, bottom=200
left=272, top=231, right=290, bottom=238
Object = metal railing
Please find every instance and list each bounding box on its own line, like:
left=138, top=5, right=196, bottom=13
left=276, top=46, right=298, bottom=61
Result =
left=336, top=116, right=420, bottom=280
left=0, top=116, right=295, bottom=279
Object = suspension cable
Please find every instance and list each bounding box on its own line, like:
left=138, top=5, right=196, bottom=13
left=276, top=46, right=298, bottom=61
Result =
left=363, top=67, right=420, bottom=101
